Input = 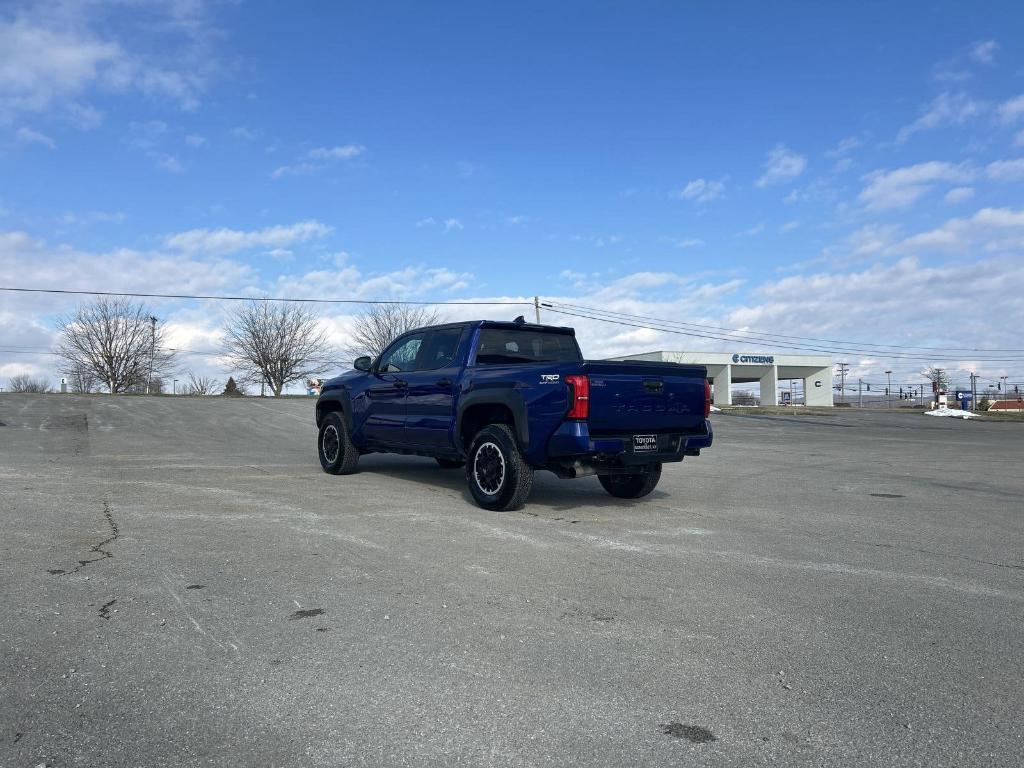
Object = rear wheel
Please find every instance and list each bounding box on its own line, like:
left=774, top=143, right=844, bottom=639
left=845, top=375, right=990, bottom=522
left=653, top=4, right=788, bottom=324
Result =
left=598, top=464, right=662, bottom=499
left=436, top=457, right=465, bottom=469
left=318, top=412, right=359, bottom=475
left=466, top=424, right=533, bottom=511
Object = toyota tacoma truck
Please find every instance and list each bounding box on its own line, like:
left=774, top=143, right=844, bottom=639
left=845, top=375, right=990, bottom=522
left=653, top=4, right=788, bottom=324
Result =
left=315, top=318, right=713, bottom=511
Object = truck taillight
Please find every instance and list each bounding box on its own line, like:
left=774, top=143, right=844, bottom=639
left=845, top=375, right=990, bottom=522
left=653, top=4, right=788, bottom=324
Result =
left=704, top=378, right=712, bottom=417
left=565, top=375, right=590, bottom=420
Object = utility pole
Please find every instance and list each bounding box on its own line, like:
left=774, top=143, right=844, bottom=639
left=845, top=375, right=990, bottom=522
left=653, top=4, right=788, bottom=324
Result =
left=970, top=372, right=978, bottom=411
left=885, top=370, right=892, bottom=409
left=836, top=362, right=849, bottom=405
left=932, top=368, right=945, bottom=409
left=1000, top=375, right=1009, bottom=401
left=148, top=315, right=157, bottom=395
left=858, top=378, right=863, bottom=408
left=533, top=296, right=541, bottom=324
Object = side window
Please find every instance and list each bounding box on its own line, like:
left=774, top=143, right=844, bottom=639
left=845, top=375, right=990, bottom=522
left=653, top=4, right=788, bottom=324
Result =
left=378, top=334, right=425, bottom=373
left=417, top=328, right=463, bottom=371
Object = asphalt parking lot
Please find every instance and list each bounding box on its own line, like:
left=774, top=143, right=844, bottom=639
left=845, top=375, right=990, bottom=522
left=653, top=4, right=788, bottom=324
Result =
left=1, top=394, right=1021, bottom=767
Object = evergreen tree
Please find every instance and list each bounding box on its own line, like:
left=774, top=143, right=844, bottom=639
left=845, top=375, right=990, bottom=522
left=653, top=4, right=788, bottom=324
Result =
left=223, top=376, right=244, bottom=397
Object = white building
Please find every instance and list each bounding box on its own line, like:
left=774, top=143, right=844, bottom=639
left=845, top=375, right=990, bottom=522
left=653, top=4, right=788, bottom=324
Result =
left=611, top=351, right=834, bottom=407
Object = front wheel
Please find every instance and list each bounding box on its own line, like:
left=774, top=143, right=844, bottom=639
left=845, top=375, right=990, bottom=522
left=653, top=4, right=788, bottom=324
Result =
left=318, top=412, right=359, bottom=475
left=466, top=424, right=533, bottom=511
left=598, top=464, right=662, bottom=499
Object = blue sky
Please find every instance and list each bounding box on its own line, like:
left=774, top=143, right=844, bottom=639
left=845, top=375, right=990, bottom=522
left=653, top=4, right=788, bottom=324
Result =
left=2, top=1, right=1024, bottom=392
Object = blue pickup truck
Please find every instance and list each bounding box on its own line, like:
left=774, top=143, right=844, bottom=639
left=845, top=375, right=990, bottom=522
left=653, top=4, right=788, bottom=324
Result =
left=315, top=319, right=712, bottom=510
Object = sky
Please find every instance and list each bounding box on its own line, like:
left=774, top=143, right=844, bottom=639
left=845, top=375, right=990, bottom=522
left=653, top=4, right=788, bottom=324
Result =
left=1, top=0, right=1023, bottom=395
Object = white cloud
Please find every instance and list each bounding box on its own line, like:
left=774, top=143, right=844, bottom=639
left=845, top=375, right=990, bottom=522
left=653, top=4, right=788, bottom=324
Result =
left=664, top=237, right=703, bottom=248
left=858, top=161, right=975, bottom=211
left=828, top=136, right=862, bottom=157
left=675, top=178, right=726, bottom=203
left=274, top=264, right=474, bottom=302
left=1015, top=130, right=1024, bottom=148
left=14, top=125, right=55, bottom=148
left=969, top=40, right=999, bottom=65
left=153, top=152, right=182, bottom=173
left=0, top=230, right=258, bottom=384
left=4, top=223, right=1023, bottom=389
left=0, top=16, right=120, bottom=121
left=896, top=206, right=1024, bottom=253
left=756, top=145, right=806, bottom=187
left=164, top=220, right=333, bottom=255
left=414, top=217, right=464, bottom=233
left=272, top=142, right=365, bottom=179
left=59, top=210, right=126, bottom=226
left=0, top=3, right=217, bottom=123
left=996, top=94, right=1024, bottom=124
left=944, top=187, right=975, bottom=205
left=271, top=162, right=317, bottom=179
left=727, top=255, right=1024, bottom=379
left=230, top=126, right=256, bottom=140
left=307, top=144, right=364, bottom=160
left=185, top=134, right=207, bottom=147
left=779, top=220, right=800, bottom=233
left=986, top=158, right=1024, bottom=182
left=897, top=92, right=985, bottom=143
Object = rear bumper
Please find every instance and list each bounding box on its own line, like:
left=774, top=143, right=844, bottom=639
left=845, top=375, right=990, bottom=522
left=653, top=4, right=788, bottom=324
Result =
left=545, top=419, right=713, bottom=466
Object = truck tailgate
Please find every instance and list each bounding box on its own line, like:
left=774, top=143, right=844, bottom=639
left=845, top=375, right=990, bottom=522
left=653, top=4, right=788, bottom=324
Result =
left=582, top=360, right=708, bottom=434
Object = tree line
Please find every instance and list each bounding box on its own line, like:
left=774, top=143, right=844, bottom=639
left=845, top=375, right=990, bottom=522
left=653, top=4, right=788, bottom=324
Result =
left=5, top=296, right=438, bottom=396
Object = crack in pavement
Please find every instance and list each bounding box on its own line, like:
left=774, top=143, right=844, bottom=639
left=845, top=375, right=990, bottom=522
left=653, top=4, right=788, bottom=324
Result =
left=98, top=598, right=116, bottom=620
left=60, top=500, right=120, bottom=576
left=851, top=539, right=1024, bottom=571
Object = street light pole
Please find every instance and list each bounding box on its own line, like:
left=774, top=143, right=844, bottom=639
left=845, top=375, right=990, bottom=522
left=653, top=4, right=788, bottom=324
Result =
left=885, top=370, right=892, bottom=409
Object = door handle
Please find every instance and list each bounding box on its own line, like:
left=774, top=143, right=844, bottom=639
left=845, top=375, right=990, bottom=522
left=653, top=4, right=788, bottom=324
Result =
left=393, top=380, right=408, bottom=389
left=436, top=378, right=452, bottom=388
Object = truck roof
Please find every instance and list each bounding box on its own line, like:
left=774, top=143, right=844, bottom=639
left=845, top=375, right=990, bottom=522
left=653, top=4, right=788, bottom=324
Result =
left=406, top=319, right=577, bottom=336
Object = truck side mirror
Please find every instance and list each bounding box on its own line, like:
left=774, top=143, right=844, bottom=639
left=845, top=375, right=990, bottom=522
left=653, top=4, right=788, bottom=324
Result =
left=353, top=356, right=372, bottom=372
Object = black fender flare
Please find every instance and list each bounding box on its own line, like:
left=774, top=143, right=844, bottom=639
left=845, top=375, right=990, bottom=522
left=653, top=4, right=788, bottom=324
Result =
left=315, top=389, right=354, bottom=433
left=456, top=389, right=529, bottom=453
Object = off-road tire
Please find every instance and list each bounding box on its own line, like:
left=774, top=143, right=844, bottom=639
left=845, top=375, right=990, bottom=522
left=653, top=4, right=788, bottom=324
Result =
left=318, top=412, right=360, bottom=475
left=466, top=424, right=533, bottom=511
left=598, top=464, right=662, bottom=499
left=436, top=458, right=465, bottom=469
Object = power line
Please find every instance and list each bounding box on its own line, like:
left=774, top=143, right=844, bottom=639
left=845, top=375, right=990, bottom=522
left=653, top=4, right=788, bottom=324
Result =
left=541, top=300, right=1024, bottom=356
left=539, top=304, right=1024, bottom=362
left=0, top=286, right=531, bottom=307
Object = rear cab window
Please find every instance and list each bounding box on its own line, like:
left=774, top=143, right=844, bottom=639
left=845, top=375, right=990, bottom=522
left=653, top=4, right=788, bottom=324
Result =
left=475, top=328, right=582, bottom=365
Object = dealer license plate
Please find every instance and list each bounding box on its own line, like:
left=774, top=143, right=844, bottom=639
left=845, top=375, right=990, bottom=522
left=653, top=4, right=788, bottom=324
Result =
left=633, top=434, right=658, bottom=452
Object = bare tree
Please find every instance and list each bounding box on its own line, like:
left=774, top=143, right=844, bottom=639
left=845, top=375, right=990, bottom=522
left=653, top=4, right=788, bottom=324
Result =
left=8, top=374, right=53, bottom=393
left=55, top=297, right=177, bottom=394
left=183, top=372, right=219, bottom=396
left=922, top=367, right=951, bottom=393
left=65, top=363, right=98, bottom=393
left=347, top=303, right=442, bottom=359
left=221, top=301, right=333, bottom=396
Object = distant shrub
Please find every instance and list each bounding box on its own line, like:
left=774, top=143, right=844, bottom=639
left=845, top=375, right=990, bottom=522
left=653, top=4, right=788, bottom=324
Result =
left=8, top=375, right=52, bottom=393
